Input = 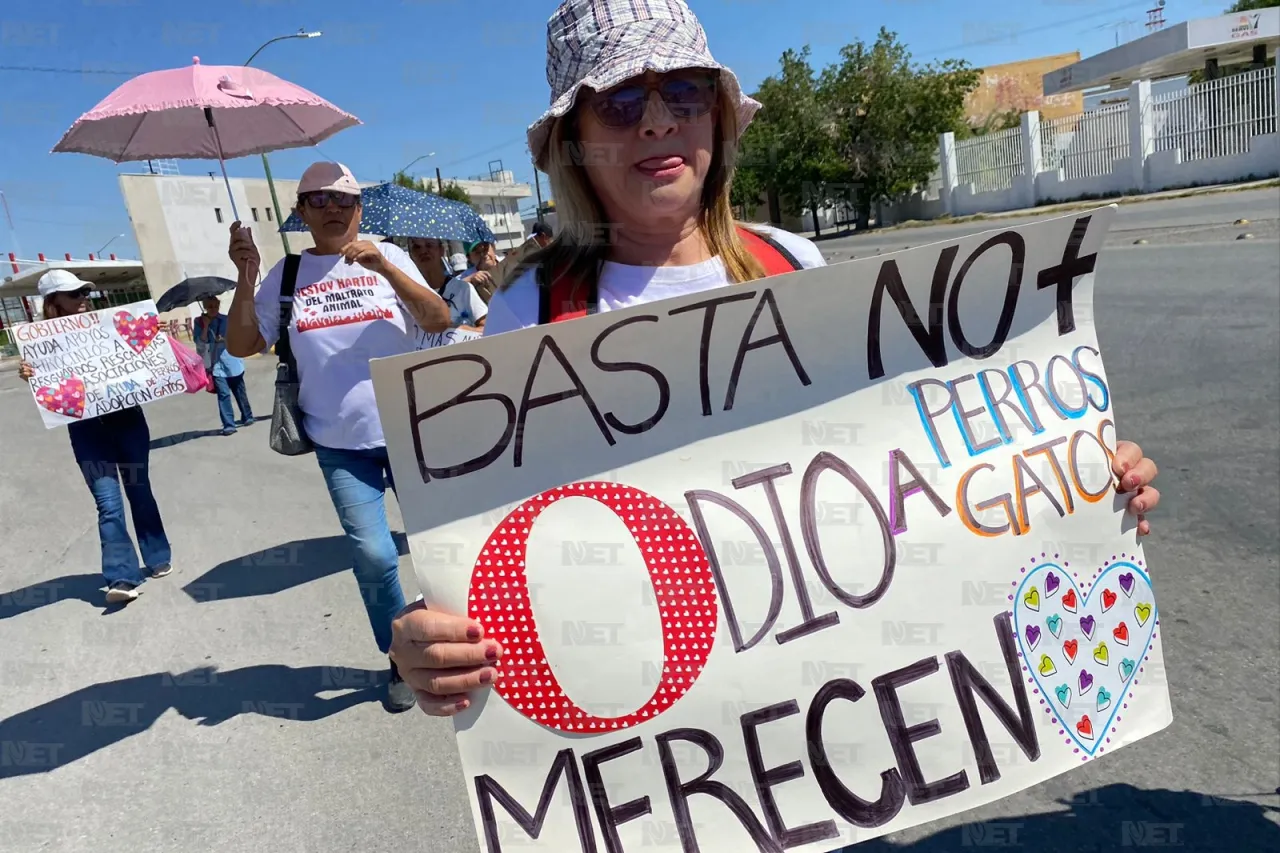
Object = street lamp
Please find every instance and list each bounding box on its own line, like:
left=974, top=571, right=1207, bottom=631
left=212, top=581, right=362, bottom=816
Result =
left=246, top=29, right=323, bottom=255
left=96, top=234, right=125, bottom=255
left=397, top=153, right=435, bottom=189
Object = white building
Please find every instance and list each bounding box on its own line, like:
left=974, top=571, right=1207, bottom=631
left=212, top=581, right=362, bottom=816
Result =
left=446, top=171, right=532, bottom=251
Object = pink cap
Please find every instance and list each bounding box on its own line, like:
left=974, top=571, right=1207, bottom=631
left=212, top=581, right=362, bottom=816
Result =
left=297, top=161, right=361, bottom=196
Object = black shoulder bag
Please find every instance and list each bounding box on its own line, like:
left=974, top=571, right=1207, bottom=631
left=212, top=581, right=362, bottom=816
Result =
left=269, top=254, right=314, bottom=456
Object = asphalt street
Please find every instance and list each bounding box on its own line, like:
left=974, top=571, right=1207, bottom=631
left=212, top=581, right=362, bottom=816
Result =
left=0, top=190, right=1276, bottom=852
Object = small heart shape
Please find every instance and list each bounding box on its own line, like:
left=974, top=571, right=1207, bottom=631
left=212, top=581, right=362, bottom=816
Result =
left=1063, top=639, right=1078, bottom=664
left=1112, top=623, right=1129, bottom=646
left=1093, top=642, right=1109, bottom=666
left=1061, top=588, right=1078, bottom=613
left=1045, top=571, right=1060, bottom=597
left=1076, top=715, right=1094, bottom=740
left=1119, top=658, right=1136, bottom=681
left=1046, top=614, right=1063, bottom=638
left=1025, top=625, right=1041, bottom=650
left=1119, top=573, right=1135, bottom=597
left=1038, top=654, right=1057, bottom=677
left=1078, top=669, right=1094, bottom=695
left=1096, top=687, right=1112, bottom=712
left=1135, top=603, right=1152, bottom=626
left=1101, top=589, right=1117, bottom=612
left=1024, top=587, right=1040, bottom=611
left=1055, top=684, right=1072, bottom=707
left=1080, top=615, right=1096, bottom=639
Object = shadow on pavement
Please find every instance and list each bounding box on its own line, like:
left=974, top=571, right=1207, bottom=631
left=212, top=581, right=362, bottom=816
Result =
left=840, top=783, right=1280, bottom=852
left=182, top=533, right=409, bottom=603
left=149, top=416, right=270, bottom=450
left=0, top=574, right=104, bottom=622
left=0, top=664, right=382, bottom=779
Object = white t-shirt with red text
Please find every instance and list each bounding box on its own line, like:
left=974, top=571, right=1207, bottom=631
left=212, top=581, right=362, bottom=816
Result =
left=255, top=242, right=429, bottom=450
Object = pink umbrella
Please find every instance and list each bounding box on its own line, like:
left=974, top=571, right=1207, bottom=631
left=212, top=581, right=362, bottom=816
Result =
left=53, top=57, right=359, bottom=222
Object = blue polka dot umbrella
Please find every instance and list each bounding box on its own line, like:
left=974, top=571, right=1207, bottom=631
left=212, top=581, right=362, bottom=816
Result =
left=280, top=181, right=496, bottom=243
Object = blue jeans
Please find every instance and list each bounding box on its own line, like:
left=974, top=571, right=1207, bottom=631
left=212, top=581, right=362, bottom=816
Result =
left=213, top=372, right=253, bottom=430
left=67, top=407, right=172, bottom=585
left=314, top=444, right=406, bottom=654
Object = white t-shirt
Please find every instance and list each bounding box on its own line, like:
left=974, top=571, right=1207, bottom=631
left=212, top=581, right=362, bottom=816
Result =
left=255, top=242, right=431, bottom=450
left=415, top=275, right=488, bottom=350
left=483, top=226, right=825, bottom=335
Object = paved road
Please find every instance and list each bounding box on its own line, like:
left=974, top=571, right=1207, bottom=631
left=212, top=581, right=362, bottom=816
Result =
left=0, top=193, right=1277, bottom=852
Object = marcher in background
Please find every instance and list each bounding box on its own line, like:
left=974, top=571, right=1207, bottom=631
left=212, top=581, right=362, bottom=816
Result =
left=405, top=237, right=487, bottom=348
left=530, top=220, right=553, bottom=248
left=225, top=161, right=450, bottom=713
left=389, top=0, right=1166, bottom=717
left=17, top=270, right=172, bottom=605
left=193, top=295, right=253, bottom=435
left=449, top=252, right=469, bottom=276
left=460, top=239, right=502, bottom=302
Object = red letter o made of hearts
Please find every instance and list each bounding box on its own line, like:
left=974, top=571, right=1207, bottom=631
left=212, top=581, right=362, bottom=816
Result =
left=468, top=481, right=717, bottom=733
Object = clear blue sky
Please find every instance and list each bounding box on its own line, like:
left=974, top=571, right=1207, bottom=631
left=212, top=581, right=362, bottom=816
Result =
left=0, top=0, right=1228, bottom=263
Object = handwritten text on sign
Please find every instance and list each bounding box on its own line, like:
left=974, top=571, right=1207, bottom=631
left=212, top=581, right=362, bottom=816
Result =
left=15, top=300, right=184, bottom=429
left=372, top=208, right=1172, bottom=853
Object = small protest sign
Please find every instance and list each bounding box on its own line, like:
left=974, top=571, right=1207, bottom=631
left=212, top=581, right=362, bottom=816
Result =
left=371, top=207, right=1172, bottom=853
left=15, top=300, right=185, bottom=429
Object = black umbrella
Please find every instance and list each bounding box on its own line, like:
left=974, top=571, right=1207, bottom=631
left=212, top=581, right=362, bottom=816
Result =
left=155, top=276, right=237, bottom=312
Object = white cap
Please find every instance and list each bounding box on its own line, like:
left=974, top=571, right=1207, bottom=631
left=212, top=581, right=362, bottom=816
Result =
left=450, top=253, right=468, bottom=272
left=37, top=269, right=94, bottom=297
left=297, top=161, right=361, bottom=196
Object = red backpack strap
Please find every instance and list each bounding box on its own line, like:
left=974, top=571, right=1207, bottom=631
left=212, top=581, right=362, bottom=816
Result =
left=539, top=265, right=598, bottom=324
left=736, top=225, right=804, bottom=276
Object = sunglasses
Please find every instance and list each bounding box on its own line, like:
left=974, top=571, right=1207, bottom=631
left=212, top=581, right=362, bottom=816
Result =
left=59, top=287, right=93, bottom=300
left=585, top=71, right=719, bottom=129
left=300, top=190, right=359, bottom=209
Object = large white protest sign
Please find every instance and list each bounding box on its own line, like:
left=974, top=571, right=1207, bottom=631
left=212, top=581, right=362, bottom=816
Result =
left=372, top=207, right=1172, bottom=852
left=15, top=300, right=185, bottom=429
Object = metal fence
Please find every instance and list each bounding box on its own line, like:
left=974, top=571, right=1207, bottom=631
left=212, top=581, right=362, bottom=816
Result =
left=955, top=126, right=1024, bottom=192
left=1153, top=66, right=1277, bottom=162
left=1041, top=102, right=1131, bottom=181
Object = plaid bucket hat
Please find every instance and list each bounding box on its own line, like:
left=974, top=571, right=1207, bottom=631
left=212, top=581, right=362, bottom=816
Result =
left=527, top=0, right=762, bottom=170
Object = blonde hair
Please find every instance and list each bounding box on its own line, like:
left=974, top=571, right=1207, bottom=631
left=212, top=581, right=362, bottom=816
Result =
left=524, top=82, right=766, bottom=299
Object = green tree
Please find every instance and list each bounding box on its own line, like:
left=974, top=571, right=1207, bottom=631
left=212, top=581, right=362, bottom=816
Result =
left=734, top=48, right=849, bottom=227
left=1226, top=0, right=1277, bottom=11
left=391, top=170, right=473, bottom=205
left=819, top=28, right=979, bottom=229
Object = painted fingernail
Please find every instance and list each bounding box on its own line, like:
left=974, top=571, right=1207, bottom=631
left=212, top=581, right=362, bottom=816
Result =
left=466, top=626, right=481, bottom=641
left=485, top=645, right=498, bottom=661
left=454, top=700, right=469, bottom=712
left=479, top=669, right=494, bottom=685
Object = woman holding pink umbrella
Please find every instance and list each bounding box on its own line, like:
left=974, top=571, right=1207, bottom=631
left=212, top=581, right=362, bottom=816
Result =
left=225, top=161, right=451, bottom=713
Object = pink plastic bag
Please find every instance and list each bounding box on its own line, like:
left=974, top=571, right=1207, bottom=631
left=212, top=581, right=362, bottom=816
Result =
left=168, top=336, right=212, bottom=394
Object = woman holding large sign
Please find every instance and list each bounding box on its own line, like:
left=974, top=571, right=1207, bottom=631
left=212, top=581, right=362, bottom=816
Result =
left=224, top=161, right=451, bottom=713
left=17, top=270, right=172, bottom=605
left=387, top=0, right=1163, bottom=716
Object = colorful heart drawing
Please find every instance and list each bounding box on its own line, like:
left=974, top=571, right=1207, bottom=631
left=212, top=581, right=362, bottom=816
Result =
left=1024, top=587, right=1040, bottom=611
left=1078, top=669, right=1094, bottom=695
left=1025, top=625, right=1041, bottom=650
left=1013, top=560, right=1159, bottom=757
left=113, top=310, right=160, bottom=354
left=1094, top=642, right=1110, bottom=665
left=1061, top=588, right=1078, bottom=613
left=1045, top=571, right=1060, bottom=597
left=34, top=375, right=86, bottom=419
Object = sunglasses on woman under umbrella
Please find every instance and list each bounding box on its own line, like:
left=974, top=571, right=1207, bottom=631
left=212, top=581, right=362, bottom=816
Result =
left=584, top=70, right=719, bottom=129
left=300, top=190, right=360, bottom=209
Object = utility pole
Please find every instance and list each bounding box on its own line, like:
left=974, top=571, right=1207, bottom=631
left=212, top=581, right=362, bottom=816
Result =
left=533, top=164, right=545, bottom=223
left=436, top=167, right=444, bottom=193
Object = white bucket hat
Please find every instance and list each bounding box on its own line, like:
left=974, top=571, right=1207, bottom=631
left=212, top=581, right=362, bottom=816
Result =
left=527, top=0, right=762, bottom=170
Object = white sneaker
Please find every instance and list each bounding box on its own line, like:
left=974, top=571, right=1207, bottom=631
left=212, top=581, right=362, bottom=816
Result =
left=105, top=581, right=140, bottom=604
